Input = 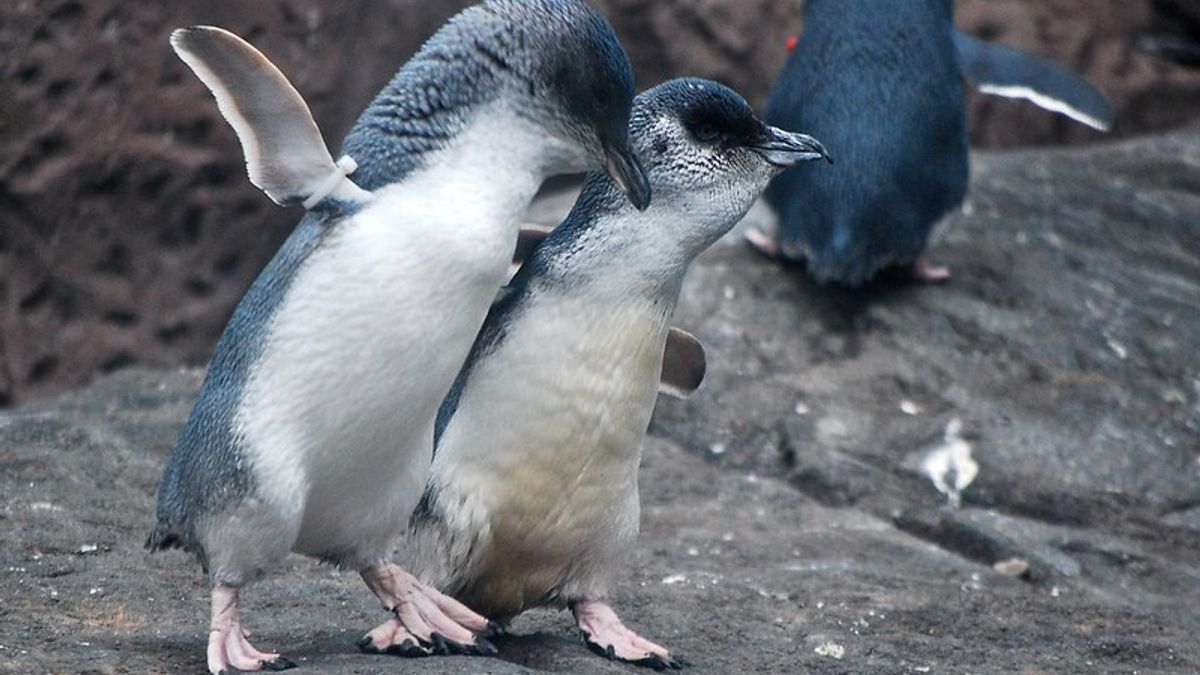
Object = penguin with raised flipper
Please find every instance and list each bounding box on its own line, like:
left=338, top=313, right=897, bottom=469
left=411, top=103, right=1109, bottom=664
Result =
left=406, top=78, right=829, bottom=670
left=750, top=0, right=1114, bottom=286
left=146, top=2, right=650, bottom=671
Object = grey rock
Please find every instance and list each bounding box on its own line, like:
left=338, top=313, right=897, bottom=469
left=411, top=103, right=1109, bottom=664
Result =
left=2, top=127, right=1199, bottom=672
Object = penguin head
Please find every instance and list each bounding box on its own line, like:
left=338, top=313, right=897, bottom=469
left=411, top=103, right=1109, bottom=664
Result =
left=630, top=78, right=829, bottom=244
left=480, top=0, right=650, bottom=209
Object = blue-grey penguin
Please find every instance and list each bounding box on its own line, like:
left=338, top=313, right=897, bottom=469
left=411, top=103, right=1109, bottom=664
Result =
left=404, top=78, right=829, bottom=669
left=750, top=0, right=1114, bottom=286
left=145, top=2, right=650, bottom=672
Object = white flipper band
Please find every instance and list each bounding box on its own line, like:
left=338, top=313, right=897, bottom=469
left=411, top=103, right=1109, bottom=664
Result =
left=302, top=155, right=361, bottom=210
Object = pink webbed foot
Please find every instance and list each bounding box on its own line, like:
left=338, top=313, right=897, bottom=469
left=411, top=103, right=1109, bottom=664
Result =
left=912, top=255, right=952, bottom=283
left=358, top=564, right=498, bottom=657
left=356, top=616, right=429, bottom=657
left=207, top=585, right=295, bottom=675
left=572, top=600, right=683, bottom=671
left=743, top=221, right=781, bottom=259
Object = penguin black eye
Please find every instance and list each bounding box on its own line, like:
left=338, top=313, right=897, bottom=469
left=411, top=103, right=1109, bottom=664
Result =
left=691, top=123, right=720, bottom=143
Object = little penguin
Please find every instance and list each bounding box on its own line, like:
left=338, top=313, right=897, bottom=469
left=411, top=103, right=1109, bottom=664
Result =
left=405, top=78, right=829, bottom=669
left=750, top=0, right=1115, bottom=286
left=145, top=2, right=650, bottom=672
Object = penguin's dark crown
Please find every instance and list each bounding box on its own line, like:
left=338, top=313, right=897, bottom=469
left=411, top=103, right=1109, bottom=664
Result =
left=632, top=78, right=764, bottom=151
left=343, top=0, right=637, bottom=190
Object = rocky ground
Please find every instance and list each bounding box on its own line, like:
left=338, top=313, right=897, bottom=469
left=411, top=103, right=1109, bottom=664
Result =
left=2, top=127, right=1198, bottom=673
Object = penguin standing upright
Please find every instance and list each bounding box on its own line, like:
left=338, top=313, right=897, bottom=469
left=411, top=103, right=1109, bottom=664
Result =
left=406, top=78, right=829, bottom=669
left=750, top=0, right=1114, bottom=286
left=146, top=2, right=650, bottom=672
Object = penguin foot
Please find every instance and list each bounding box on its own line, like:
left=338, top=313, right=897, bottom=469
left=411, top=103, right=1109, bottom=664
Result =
left=743, top=223, right=780, bottom=259
left=360, top=563, right=497, bottom=657
left=572, top=600, right=683, bottom=671
left=207, top=586, right=295, bottom=674
left=357, top=617, right=430, bottom=657
left=912, top=256, right=951, bottom=283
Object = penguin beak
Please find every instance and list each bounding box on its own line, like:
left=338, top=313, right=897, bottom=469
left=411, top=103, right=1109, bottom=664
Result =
left=603, top=143, right=652, bottom=211
left=751, top=126, right=832, bottom=167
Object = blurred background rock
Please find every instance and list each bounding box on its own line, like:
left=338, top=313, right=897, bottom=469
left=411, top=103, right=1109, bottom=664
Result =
left=1, top=0, right=1198, bottom=406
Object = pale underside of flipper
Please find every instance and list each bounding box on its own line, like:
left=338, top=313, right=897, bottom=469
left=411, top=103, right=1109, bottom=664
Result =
left=659, top=328, right=706, bottom=399
left=513, top=224, right=558, bottom=265
left=170, top=26, right=371, bottom=208
left=953, top=30, right=1114, bottom=132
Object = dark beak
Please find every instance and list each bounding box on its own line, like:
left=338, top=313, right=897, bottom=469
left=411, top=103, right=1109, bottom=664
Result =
left=751, top=126, right=832, bottom=167
left=603, top=143, right=652, bottom=211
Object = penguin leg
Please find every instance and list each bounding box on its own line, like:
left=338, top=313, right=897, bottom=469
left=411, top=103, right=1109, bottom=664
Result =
left=207, top=585, right=296, bottom=674
left=358, top=563, right=498, bottom=657
left=571, top=599, right=683, bottom=671
left=911, top=256, right=952, bottom=283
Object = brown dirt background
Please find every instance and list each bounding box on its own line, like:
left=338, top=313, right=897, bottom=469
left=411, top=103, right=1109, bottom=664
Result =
left=1, top=0, right=1198, bottom=406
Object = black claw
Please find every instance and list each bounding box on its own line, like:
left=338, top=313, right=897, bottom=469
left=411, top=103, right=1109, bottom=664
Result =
left=261, top=656, right=297, bottom=671
left=631, top=653, right=685, bottom=671
left=359, top=633, right=429, bottom=658
left=429, top=633, right=453, bottom=656
left=583, top=634, right=684, bottom=671
left=583, top=635, right=619, bottom=661
left=480, top=620, right=509, bottom=638
left=356, top=635, right=381, bottom=654
left=384, top=639, right=428, bottom=658
left=425, top=632, right=498, bottom=657
left=473, top=635, right=499, bottom=656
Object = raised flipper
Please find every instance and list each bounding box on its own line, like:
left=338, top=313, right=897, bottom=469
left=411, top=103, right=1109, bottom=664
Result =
left=953, top=30, right=1114, bottom=132
left=171, top=26, right=371, bottom=209
left=659, top=328, right=706, bottom=399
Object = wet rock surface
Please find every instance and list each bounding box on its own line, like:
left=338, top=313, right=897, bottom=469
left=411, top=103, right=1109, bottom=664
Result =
left=3, top=125, right=1198, bottom=672
left=4, top=0, right=1200, bottom=407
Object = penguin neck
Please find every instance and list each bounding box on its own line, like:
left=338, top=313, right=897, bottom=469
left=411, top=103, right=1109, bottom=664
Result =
left=366, top=101, right=564, bottom=246
left=412, top=100, right=561, bottom=216
left=529, top=186, right=703, bottom=303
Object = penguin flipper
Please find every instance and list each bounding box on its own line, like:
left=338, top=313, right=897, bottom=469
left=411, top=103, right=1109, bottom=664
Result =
left=659, top=328, right=706, bottom=399
left=171, top=26, right=370, bottom=208
left=953, top=30, right=1114, bottom=132
left=513, top=224, right=557, bottom=264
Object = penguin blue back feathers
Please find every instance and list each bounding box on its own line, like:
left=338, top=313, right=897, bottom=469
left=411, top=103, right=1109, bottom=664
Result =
left=151, top=212, right=330, bottom=559
left=344, top=0, right=639, bottom=192
left=758, top=0, right=1113, bottom=285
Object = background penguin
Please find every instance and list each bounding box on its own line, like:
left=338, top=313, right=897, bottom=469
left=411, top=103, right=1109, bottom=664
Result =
left=751, top=0, right=1114, bottom=286
left=145, top=2, right=650, bottom=672
left=405, top=78, right=829, bottom=670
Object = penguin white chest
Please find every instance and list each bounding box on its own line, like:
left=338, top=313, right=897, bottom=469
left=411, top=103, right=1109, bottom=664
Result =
left=434, top=295, right=669, bottom=609
left=235, top=158, right=535, bottom=561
